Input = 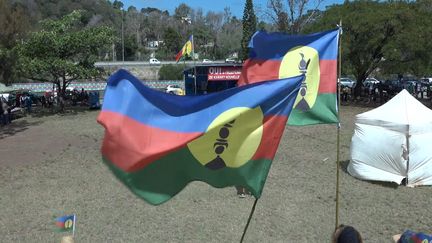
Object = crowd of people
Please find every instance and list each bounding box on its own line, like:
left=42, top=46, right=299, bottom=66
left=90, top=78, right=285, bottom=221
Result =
left=341, top=80, right=432, bottom=104
left=0, top=88, right=99, bottom=126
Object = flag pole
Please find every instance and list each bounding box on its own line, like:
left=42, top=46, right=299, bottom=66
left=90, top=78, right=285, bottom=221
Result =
left=239, top=197, right=259, bottom=243
left=335, top=20, right=343, bottom=230
left=192, top=35, right=197, bottom=95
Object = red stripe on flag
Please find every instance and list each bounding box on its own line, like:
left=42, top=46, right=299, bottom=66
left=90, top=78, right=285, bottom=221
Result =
left=318, top=60, right=337, bottom=93
left=99, top=111, right=202, bottom=172
left=237, top=59, right=281, bottom=86
left=238, top=59, right=337, bottom=94
left=175, top=50, right=183, bottom=62
left=252, top=115, right=288, bottom=160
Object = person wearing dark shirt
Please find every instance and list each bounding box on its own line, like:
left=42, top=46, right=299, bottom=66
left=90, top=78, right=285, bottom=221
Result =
left=332, top=224, right=363, bottom=243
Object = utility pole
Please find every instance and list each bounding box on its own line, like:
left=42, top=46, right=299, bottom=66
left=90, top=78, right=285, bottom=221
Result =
left=121, top=7, right=125, bottom=64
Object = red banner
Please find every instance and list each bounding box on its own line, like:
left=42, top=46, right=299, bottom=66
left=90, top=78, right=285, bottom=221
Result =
left=208, top=66, right=242, bottom=81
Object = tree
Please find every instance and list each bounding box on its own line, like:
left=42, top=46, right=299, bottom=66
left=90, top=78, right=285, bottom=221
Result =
left=241, top=0, right=257, bottom=61
left=162, top=27, right=182, bottom=53
left=174, top=3, right=192, bottom=21
left=159, top=64, right=185, bottom=80
left=112, top=0, right=124, bottom=10
left=379, top=2, right=432, bottom=78
left=267, top=0, right=323, bottom=33
left=0, top=0, right=31, bottom=85
left=17, top=10, right=114, bottom=110
left=217, top=16, right=242, bottom=59
left=306, top=1, right=432, bottom=96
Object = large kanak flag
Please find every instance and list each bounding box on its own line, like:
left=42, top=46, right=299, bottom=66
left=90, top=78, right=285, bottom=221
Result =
left=238, top=29, right=340, bottom=126
left=98, top=69, right=302, bottom=205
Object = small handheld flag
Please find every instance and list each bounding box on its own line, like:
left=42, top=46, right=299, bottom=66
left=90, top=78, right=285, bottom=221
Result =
left=55, top=214, right=76, bottom=235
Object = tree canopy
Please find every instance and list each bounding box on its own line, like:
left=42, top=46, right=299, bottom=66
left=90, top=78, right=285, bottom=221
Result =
left=241, top=0, right=257, bottom=61
left=305, top=0, right=432, bottom=94
left=17, top=10, right=113, bottom=108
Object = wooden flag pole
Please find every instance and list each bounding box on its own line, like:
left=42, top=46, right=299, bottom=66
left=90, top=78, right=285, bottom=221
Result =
left=335, top=20, right=343, bottom=230
left=239, top=197, right=259, bottom=243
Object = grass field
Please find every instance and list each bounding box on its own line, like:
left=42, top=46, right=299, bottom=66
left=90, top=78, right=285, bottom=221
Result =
left=0, top=105, right=431, bottom=242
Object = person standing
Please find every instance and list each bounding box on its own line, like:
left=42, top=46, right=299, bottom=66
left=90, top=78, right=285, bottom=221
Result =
left=0, top=96, right=4, bottom=126
left=25, top=94, right=32, bottom=113
left=1, top=96, right=9, bottom=125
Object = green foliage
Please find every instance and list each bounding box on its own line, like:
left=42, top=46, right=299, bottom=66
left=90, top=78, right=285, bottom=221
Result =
left=163, top=27, right=182, bottom=54
left=241, top=0, right=256, bottom=61
left=17, top=10, right=114, bottom=108
left=306, top=1, right=432, bottom=94
left=0, top=0, right=31, bottom=85
left=159, top=64, right=185, bottom=80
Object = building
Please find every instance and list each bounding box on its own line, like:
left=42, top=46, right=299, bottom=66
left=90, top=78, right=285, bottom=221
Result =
left=183, top=63, right=243, bottom=95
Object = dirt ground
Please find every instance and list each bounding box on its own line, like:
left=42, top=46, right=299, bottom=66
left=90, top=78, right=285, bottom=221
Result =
left=0, top=105, right=431, bottom=242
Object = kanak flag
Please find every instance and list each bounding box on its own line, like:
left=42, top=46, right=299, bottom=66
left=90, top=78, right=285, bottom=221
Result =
left=238, top=29, right=340, bottom=126
left=98, top=69, right=302, bottom=205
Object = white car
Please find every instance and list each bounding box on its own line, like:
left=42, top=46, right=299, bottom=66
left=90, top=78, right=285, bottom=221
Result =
left=149, top=58, right=161, bottom=65
left=420, top=77, right=432, bottom=83
left=225, top=58, right=237, bottom=63
left=339, top=77, right=356, bottom=88
left=202, top=59, right=213, bottom=63
left=165, top=85, right=184, bottom=95
left=364, top=77, right=381, bottom=87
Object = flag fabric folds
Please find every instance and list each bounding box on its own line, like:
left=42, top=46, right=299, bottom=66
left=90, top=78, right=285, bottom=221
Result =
left=55, top=214, right=75, bottom=232
left=175, top=35, right=193, bottom=62
left=98, top=69, right=302, bottom=205
left=238, top=29, right=340, bottom=125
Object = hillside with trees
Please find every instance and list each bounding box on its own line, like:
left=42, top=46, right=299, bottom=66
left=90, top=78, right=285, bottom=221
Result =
left=1, top=0, right=432, bottom=88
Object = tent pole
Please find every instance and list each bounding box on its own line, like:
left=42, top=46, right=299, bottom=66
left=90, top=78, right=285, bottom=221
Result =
left=405, top=124, right=410, bottom=185
left=335, top=20, right=343, bottom=230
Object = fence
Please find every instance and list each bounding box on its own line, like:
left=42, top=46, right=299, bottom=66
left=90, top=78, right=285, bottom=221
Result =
left=11, top=80, right=184, bottom=93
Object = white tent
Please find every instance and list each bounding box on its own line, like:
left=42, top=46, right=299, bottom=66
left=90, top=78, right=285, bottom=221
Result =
left=348, top=89, right=432, bottom=187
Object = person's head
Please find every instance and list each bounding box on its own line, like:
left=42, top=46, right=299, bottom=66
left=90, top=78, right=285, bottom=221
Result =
left=60, top=235, right=74, bottom=243
left=332, top=224, right=363, bottom=243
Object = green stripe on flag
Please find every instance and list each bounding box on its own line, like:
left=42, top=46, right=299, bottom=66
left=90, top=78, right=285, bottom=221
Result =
left=103, top=147, right=273, bottom=205
left=288, top=93, right=338, bottom=126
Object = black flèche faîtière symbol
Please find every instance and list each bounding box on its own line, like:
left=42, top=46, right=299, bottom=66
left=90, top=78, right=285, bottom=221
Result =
left=205, top=119, right=236, bottom=170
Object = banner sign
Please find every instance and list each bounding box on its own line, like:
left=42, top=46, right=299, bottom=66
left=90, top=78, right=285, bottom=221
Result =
left=208, top=67, right=242, bottom=81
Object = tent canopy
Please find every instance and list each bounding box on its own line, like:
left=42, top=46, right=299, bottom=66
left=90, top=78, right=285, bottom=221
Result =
left=348, top=89, right=432, bottom=187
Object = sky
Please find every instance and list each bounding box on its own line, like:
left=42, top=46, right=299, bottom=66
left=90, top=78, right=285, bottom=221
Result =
left=120, top=0, right=344, bottom=19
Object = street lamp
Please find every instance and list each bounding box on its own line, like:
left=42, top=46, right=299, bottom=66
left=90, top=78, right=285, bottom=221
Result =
left=121, top=7, right=125, bottom=64
left=182, top=16, right=197, bottom=94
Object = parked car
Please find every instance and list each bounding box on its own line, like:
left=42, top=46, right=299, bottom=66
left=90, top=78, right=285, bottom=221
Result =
left=420, top=77, right=432, bottom=83
left=149, top=58, right=161, bottom=65
left=339, top=77, right=356, bottom=88
left=225, top=57, right=237, bottom=63
left=363, top=78, right=381, bottom=88
left=364, top=77, right=381, bottom=86
left=165, top=85, right=184, bottom=95
left=202, top=59, right=213, bottom=63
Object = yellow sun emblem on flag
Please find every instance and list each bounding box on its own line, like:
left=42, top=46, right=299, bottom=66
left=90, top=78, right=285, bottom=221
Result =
left=64, top=219, right=74, bottom=229
left=278, top=46, right=320, bottom=111
left=187, top=107, right=263, bottom=170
